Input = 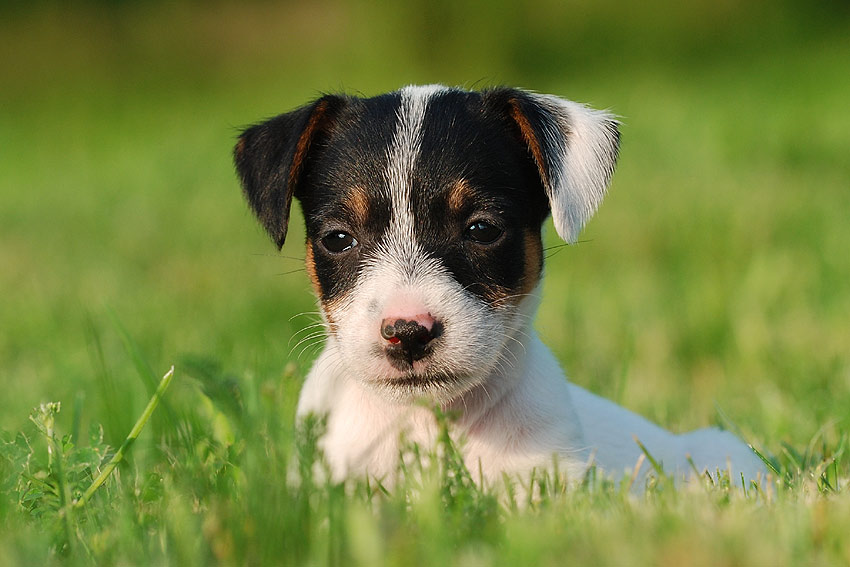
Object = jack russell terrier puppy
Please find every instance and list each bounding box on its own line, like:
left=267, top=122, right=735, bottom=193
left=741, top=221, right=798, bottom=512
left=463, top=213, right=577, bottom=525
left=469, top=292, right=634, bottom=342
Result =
left=234, top=84, right=765, bottom=486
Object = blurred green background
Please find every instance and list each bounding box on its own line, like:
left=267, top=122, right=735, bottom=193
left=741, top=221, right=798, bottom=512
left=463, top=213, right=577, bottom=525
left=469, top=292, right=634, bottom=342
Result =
left=1, top=0, right=848, bottom=452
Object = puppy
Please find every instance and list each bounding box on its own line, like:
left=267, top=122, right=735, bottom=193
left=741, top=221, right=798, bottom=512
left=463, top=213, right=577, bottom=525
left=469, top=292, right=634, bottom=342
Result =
left=234, top=85, right=765, bottom=486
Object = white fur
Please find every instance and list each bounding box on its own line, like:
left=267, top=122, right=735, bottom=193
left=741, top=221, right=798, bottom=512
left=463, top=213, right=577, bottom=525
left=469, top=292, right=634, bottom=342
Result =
left=295, top=86, right=765, bottom=488
left=298, top=299, right=766, bottom=485
left=531, top=94, right=619, bottom=243
left=385, top=85, right=446, bottom=238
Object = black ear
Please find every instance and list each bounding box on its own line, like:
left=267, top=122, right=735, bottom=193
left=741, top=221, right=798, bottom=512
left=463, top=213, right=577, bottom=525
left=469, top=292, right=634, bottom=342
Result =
left=234, top=95, right=343, bottom=248
left=486, top=88, right=620, bottom=243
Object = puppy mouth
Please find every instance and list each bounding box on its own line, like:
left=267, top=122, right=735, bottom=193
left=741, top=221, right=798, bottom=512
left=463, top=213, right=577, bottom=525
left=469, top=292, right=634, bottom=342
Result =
left=368, top=341, right=439, bottom=373
left=391, top=372, right=454, bottom=387
left=366, top=343, right=460, bottom=386
left=384, top=344, right=437, bottom=371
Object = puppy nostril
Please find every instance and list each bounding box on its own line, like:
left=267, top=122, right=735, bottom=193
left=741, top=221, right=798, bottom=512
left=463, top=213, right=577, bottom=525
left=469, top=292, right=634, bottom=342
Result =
left=381, top=323, right=397, bottom=340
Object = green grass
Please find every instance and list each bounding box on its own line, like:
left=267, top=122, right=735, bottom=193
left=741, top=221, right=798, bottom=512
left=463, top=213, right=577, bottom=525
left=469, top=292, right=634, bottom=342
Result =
left=1, top=1, right=849, bottom=564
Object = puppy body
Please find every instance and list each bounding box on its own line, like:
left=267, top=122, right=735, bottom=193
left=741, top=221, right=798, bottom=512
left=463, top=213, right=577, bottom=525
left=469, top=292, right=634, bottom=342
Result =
left=235, top=85, right=765, bottom=486
left=298, top=325, right=584, bottom=481
left=299, top=328, right=762, bottom=484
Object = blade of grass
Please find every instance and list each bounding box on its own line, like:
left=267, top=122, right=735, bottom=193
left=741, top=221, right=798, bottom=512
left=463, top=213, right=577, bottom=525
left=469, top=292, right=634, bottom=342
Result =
left=50, top=433, right=75, bottom=555
left=633, top=436, right=665, bottom=477
left=73, top=366, right=175, bottom=510
left=626, top=453, right=646, bottom=492
left=750, top=444, right=781, bottom=476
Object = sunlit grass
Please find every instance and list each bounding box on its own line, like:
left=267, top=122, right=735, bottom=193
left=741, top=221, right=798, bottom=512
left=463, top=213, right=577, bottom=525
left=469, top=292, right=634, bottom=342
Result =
left=1, top=1, right=849, bottom=564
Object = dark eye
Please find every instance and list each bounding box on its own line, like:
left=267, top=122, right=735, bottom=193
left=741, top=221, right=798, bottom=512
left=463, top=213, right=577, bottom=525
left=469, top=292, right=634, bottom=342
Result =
left=320, top=231, right=358, bottom=253
left=465, top=221, right=503, bottom=244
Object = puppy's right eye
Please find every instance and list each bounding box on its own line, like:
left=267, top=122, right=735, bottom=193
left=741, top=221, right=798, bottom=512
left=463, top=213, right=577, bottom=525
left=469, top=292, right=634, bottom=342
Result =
left=321, top=231, right=358, bottom=253
left=465, top=220, right=503, bottom=244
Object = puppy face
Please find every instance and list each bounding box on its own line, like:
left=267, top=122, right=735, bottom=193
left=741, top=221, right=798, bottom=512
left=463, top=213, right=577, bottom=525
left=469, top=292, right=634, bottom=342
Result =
left=235, top=86, right=619, bottom=403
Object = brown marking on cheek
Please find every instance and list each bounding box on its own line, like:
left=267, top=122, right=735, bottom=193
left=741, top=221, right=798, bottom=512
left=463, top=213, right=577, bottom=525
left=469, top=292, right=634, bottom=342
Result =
left=519, top=229, right=543, bottom=297
left=321, top=294, right=354, bottom=336
left=482, top=284, right=514, bottom=308
left=508, top=98, right=549, bottom=190
left=446, top=178, right=475, bottom=214
left=482, top=231, right=543, bottom=308
left=305, top=243, right=345, bottom=332
left=304, top=243, right=323, bottom=299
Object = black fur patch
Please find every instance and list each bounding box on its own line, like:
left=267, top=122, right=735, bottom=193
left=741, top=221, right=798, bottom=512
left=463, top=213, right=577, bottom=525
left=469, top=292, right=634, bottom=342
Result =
left=409, top=90, right=549, bottom=304
left=236, top=88, right=554, bottom=307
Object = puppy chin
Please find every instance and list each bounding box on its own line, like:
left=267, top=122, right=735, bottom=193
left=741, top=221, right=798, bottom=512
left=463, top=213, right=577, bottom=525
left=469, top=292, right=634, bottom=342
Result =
left=354, top=350, right=487, bottom=405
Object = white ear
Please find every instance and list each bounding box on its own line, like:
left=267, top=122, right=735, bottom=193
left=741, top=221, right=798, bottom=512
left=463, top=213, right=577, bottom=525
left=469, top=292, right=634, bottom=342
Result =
left=505, top=91, right=620, bottom=242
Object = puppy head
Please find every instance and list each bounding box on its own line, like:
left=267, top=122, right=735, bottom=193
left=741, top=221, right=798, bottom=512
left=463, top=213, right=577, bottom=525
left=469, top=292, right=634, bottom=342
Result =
left=235, top=85, right=619, bottom=403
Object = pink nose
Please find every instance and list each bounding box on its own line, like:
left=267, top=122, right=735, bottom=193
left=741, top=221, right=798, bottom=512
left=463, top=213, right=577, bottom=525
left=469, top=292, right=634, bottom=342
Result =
left=380, top=313, right=442, bottom=365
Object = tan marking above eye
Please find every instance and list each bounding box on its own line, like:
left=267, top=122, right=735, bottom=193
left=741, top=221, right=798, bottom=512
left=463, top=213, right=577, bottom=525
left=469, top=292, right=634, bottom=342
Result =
left=446, top=179, right=475, bottom=213
left=342, top=185, right=370, bottom=225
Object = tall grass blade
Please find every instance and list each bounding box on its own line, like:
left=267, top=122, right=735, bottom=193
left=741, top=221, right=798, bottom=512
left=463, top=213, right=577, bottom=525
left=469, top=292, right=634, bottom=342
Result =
left=73, top=366, right=175, bottom=510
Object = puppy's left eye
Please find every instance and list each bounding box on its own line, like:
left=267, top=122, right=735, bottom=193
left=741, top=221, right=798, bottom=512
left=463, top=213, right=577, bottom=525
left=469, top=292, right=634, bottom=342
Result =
left=465, top=221, right=503, bottom=244
left=321, top=231, right=358, bottom=253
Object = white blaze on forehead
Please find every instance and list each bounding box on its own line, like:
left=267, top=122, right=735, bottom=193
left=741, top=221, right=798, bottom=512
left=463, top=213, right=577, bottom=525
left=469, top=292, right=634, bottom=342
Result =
left=326, top=85, right=530, bottom=404
left=382, top=84, right=448, bottom=262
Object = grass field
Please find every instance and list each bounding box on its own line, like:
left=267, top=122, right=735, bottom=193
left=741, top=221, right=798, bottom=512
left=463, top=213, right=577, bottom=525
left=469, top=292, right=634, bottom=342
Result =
left=1, top=1, right=849, bottom=564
